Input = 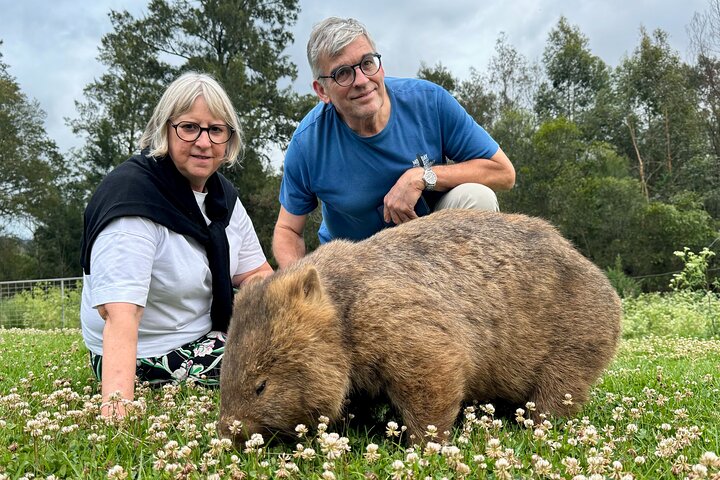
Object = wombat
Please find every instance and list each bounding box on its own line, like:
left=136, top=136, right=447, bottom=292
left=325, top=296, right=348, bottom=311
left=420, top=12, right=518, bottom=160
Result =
left=219, top=209, right=622, bottom=443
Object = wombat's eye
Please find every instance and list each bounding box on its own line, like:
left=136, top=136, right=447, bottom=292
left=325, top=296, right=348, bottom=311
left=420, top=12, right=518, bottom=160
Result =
left=255, top=380, right=266, bottom=396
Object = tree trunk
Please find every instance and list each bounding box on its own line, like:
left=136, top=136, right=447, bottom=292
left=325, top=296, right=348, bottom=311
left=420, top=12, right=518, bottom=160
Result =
left=626, top=116, right=650, bottom=202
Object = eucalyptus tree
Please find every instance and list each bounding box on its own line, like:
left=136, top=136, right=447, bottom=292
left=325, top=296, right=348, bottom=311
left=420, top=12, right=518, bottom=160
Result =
left=615, top=28, right=706, bottom=202
left=535, top=17, right=609, bottom=123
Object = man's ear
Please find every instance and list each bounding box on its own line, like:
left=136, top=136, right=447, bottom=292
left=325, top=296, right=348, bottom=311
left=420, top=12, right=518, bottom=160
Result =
left=313, top=79, right=332, bottom=104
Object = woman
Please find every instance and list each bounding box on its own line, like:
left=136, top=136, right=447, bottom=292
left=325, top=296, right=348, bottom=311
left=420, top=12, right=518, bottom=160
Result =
left=80, top=72, right=273, bottom=417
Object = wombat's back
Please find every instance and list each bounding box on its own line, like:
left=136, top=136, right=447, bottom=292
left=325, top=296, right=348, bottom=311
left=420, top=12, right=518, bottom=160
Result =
left=298, top=209, right=621, bottom=410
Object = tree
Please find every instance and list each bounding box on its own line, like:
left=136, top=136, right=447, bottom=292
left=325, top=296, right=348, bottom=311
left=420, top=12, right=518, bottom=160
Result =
left=614, top=28, right=707, bottom=202
left=687, top=0, right=720, bottom=217
left=535, top=17, right=609, bottom=123
left=487, top=32, right=538, bottom=112
left=455, top=67, right=498, bottom=129
left=0, top=43, right=83, bottom=279
left=417, top=61, right=457, bottom=93
left=0, top=44, right=64, bottom=232
left=69, top=10, right=173, bottom=186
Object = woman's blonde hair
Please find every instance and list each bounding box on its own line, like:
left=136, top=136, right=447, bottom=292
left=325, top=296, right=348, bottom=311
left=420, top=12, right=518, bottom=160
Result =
left=140, top=72, right=244, bottom=165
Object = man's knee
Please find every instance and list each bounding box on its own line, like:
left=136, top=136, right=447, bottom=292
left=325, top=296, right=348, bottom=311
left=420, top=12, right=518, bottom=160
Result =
left=434, top=183, right=499, bottom=212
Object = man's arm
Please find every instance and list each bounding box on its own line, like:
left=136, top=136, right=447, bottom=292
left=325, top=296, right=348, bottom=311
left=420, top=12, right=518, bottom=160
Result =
left=383, top=148, right=515, bottom=224
left=272, top=206, right=308, bottom=269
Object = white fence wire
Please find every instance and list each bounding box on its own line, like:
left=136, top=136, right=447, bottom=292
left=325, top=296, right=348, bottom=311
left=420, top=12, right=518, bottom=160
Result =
left=0, top=277, right=82, bottom=329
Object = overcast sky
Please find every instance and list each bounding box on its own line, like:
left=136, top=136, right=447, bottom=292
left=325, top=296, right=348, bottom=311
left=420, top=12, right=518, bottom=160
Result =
left=0, top=0, right=712, bottom=156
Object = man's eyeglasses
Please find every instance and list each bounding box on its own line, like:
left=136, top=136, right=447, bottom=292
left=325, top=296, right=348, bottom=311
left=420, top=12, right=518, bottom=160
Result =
left=170, top=121, right=235, bottom=144
left=318, top=53, right=382, bottom=87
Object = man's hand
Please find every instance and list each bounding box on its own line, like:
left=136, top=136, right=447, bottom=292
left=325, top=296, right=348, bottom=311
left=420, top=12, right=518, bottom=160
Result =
left=383, top=167, right=425, bottom=225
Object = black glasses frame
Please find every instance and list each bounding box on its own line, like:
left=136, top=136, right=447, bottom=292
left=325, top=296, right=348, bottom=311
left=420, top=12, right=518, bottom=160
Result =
left=318, top=53, right=382, bottom=87
left=170, top=121, right=235, bottom=145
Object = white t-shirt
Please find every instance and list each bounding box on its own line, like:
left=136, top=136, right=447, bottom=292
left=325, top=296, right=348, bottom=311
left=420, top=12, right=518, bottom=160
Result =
left=81, top=193, right=267, bottom=358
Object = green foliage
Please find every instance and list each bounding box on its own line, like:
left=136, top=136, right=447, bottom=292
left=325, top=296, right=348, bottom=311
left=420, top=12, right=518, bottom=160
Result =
left=614, top=28, right=706, bottom=201
left=0, top=236, right=38, bottom=281
left=0, top=43, right=65, bottom=229
left=416, top=61, right=457, bottom=94
left=629, top=202, right=716, bottom=288
left=605, top=256, right=642, bottom=298
left=535, top=16, right=609, bottom=122
left=670, top=247, right=718, bottom=291
left=0, top=283, right=81, bottom=329
left=621, top=290, right=720, bottom=339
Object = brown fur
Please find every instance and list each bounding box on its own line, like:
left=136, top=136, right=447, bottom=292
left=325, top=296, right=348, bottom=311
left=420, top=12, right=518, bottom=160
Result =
left=219, top=209, right=621, bottom=443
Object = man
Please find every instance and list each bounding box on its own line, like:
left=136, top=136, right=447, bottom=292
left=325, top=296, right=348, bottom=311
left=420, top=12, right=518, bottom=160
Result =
left=273, top=17, right=515, bottom=268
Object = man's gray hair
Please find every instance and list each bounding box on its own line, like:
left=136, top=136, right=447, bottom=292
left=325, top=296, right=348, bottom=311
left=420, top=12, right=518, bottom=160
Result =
left=307, top=17, right=377, bottom=80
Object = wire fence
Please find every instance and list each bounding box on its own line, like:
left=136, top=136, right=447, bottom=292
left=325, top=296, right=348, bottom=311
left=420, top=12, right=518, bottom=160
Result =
left=0, top=277, right=82, bottom=330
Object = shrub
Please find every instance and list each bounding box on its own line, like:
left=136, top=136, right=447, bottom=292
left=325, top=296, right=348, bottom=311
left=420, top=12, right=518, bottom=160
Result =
left=622, top=290, right=720, bottom=339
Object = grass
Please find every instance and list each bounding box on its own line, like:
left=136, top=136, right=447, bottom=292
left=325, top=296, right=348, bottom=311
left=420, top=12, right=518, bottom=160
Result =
left=0, top=326, right=719, bottom=479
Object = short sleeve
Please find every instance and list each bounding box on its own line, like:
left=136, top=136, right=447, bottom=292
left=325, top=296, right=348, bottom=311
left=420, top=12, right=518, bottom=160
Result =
left=279, top=136, right=319, bottom=215
left=88, top=217, right=160, bottom=307
left=437, top=87, right=499, bottom=161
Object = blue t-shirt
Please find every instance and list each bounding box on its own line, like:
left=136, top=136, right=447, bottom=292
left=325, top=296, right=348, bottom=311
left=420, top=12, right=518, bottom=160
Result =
left=279, top=77, right=499, bottom=242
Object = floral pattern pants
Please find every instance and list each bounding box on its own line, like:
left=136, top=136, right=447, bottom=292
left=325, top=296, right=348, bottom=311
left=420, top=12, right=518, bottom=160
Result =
left=90, top=331, right=226, bottom=387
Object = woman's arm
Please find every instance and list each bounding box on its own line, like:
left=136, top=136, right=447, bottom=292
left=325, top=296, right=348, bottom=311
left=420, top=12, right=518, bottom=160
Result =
left=98, top=302, right=144, bottom=418
left=232, top=262, right=274, bottom=288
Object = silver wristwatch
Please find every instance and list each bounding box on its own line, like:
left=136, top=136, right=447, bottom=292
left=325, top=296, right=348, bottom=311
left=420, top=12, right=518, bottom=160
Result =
left=422, top=166, right=437, bottom=191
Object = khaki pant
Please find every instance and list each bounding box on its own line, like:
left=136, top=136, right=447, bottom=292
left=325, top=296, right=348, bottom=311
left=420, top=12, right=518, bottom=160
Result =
left=434, top=183, right=499, bottom=212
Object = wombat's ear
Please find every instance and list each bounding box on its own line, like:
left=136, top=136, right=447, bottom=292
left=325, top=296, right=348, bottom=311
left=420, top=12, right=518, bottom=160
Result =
left=298, top=266, right=323, bottom=302
left=270, top=265, right=324, bottom=304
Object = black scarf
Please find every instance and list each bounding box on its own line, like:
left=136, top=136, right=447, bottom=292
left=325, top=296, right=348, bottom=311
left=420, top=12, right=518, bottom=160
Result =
left=80, top=149, right=238, bottom=331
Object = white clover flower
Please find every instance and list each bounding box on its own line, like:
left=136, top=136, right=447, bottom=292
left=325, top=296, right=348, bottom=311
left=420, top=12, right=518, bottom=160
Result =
left=295, top=424, right=308, bottom=437
left=106, top=465, right=128, bottom=480
left=424, top=425, right=438, bottom=438
left=364, top=443, right=381, bottom=463
left=691, top=463, right=708, bottom=477
left=534, top=457, right=551, bottom=476
left=301, top=448, right=317, bottom=460
left=228, top=420, right=244, bottom=435
left=424, top=442, right=442, bottom=456
left=455, top=462, right=471, bottom=475
left=439, top=446, right=460, bottom=463
left=700, top=451, right=720, bottom=468
left=386, top=421, right=400, bottom=437
left=485, top=438, right=502, bottom=458
left=562, top=457, right=581, bottom=476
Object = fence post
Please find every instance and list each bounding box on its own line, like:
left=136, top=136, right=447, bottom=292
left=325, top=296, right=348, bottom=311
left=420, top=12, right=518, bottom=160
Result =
left=61, top=278, right=66, bottom=329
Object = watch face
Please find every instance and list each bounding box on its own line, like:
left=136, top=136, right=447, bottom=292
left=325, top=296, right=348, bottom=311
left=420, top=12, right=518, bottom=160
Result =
left=423, top=168, right=437, bottom=189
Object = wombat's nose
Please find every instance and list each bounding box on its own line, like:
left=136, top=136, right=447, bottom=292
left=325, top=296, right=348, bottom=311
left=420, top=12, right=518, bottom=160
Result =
left=219, top=416, right=262, bottom=448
